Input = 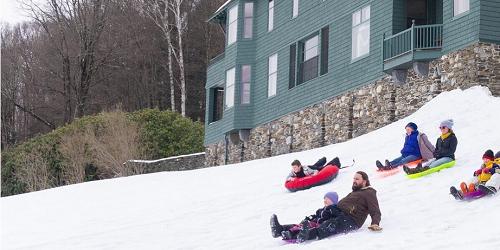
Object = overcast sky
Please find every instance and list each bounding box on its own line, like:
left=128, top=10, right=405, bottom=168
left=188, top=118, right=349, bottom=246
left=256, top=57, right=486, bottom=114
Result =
left=0, top=0, right=32, bottom=24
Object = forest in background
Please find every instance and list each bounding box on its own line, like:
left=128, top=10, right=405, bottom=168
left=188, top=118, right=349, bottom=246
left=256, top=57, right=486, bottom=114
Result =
left=1, top=0, right=227, bottom=149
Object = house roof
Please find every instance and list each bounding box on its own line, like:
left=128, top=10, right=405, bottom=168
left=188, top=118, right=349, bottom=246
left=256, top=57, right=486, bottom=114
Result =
left=207, top=0, right=235, bottom=23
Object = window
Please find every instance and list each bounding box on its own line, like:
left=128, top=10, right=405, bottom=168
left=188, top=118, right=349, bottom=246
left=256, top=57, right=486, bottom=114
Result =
left=454, top=0, right=469, bottom=16
left=268, top=54, right=278, bottom=97
left=225, top=68, right=235, bottom=109
left=292, top=0, right=299, bottom=18
left=227, top=5, right=238, bottom=46
left=299, top=35, right=319, bottom=83
left=241, top=65, right=251, bottom=104
left=243, top=2, right=253, bottom=39
left=211, top=87, right=224, bottom=122
left=320, top=26, right=329, bottom=75
left=268, top=0, right=274, bottom=31
left=352, top=5, right=370, bottom=59
left=289, top=26, right=329, bottom=88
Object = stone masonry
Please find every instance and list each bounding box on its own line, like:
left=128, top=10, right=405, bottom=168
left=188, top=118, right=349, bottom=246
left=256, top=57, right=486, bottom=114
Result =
left=205, top=42, right=500, bottom=166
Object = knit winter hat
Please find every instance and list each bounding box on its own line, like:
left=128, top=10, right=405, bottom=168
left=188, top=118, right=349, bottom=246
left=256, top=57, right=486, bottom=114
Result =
left=324, top=192, right=339, bottom=205
left=496, top=151, right=500, bottom=159
left=483, top=149, right=495, bottom=161
left=405, top=122, right=418, bottom=131
left=439, top=119, right=454, bottom=129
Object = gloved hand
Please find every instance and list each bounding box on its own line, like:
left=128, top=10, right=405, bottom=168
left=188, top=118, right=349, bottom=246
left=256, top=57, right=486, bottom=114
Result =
left=368, top=224, right=383, bottom=231
left=473, top=169, right=482, bottom=176
left=483, top=168, right=491, bottom=174
left=496, top=168, right=500, bottom=174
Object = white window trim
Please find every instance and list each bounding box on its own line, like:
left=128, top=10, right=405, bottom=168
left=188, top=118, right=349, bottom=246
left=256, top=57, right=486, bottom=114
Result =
left=351, top=5, right=370, bottom=60
left=453, top=0, right=470, bottom=17
left=243, top=2, right=253, bottom=39
left=227, top=5, right=238, bottom=46
left=268, top=54, right=278, bottom=98
left=292, top=0, right=299, bottom=18
left=225, top=68, right=235, bottom=109
left=268, top=0, right=274, bottom=32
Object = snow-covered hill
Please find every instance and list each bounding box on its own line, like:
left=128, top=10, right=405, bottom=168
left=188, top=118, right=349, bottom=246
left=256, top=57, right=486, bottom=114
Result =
left=2, top=86, right=500, bottom=250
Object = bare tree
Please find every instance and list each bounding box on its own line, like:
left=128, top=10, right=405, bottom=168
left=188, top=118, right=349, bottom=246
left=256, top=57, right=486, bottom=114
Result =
left=168, top=0, right=188, bottom=117
left=22, top=0, right=110, bottom=119
left=139, top=0, right=177, bottom=113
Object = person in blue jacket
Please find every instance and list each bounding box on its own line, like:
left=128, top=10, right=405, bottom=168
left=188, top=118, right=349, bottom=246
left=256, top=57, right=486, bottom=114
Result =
left=376, top=122, right=421, bottom=170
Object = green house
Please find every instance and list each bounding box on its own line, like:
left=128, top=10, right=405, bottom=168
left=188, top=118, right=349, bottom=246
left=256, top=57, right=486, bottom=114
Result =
left=204, top=0, right=499, bottom=149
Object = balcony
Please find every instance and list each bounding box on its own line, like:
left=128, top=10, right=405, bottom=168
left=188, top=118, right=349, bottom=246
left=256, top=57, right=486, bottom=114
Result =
left=383, top=23, right=443, bottom=73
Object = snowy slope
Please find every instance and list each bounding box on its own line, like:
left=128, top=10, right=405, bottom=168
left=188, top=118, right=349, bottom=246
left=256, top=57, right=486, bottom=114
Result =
left=2, top=86, right=500, bottom=250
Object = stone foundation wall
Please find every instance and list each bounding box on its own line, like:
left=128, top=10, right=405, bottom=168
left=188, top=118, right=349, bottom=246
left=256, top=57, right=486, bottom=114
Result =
left=206, top=42, right=500, bottom=166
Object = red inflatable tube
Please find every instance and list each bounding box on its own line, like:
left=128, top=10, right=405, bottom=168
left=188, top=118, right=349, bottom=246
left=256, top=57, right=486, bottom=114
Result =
left=284, top=165, right=340, bottom=192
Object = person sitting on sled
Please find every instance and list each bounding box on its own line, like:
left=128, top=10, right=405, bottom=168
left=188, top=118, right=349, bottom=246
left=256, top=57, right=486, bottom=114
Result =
left=270, top=192, right=341, bottom=240
left=450, top=150, right=498, bottom=199
left=404, top=119, right=457, bottom=175
left=286, top=157, right=340, bottom=181
left=376, top=122, right=434, bottom=170
left=477, top=150, right=500, bottom=195
left=274, top=171, right=382, bottom=243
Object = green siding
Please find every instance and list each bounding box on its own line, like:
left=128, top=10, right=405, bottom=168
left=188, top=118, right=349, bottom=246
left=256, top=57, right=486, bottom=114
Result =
left=442, top=0, right=480, bottom=54
left=205, top=0, right=394, bottom=145
left=479, top=0, right=500, bottom=43
left=392, top=0, right=406, bottom=33
left=204, top=0, right=495, bottom=145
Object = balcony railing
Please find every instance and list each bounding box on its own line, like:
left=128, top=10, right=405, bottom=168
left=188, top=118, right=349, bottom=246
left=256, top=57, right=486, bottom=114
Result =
left=383, top=23, right=443, bottom=62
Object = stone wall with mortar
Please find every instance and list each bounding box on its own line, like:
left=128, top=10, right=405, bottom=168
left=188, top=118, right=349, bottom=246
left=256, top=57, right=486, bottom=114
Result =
left=206, top=42, right=500, bottom=166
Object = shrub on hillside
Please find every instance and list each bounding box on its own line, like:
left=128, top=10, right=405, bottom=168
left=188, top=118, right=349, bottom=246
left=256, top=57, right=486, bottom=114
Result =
left=1, top=109, right=204, bottom=196
left=129, top=109, right=204, bottom=159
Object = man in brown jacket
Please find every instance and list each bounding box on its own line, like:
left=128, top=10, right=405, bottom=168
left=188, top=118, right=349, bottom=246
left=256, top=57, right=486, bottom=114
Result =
left=297, top=171, right=382, bottom=242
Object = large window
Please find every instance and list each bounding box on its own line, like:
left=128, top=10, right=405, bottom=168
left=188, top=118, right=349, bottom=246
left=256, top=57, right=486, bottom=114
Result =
left=268, top=0, right=274, bottom=31
left=225, top=68, right=235, bottom=109
left=352, top=5, right=370, bottom=59
left=292, top=0, right=299, bottom=18
left=268, top=54, right=278, bottom=97
left=289, top=26, right=329, bottom=88
left=227, top=5, right=238, bottom=46
left=211, top=87, right=224, bottom=122
left=243, top=2, right=253, bottom=39
left=300, top=35, right=319, bottom=83
left=240, top=65, right=251, bottom=104
left=454, top=0, right=469, bottom=16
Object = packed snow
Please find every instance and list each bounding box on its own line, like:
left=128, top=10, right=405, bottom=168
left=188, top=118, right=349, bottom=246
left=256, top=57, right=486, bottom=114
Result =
left=2, top=86, right=500, bottom=250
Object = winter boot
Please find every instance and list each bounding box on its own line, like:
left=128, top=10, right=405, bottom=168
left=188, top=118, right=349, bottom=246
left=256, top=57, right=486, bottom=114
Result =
left=385, top=159, right=392, bottom=168
left=270, top=214, right=283, bottom=238
left=460, top=182, right=469, bottom=194
left=414, top=163, right=429, bottom=173
left=403, top=165, right=412, bottom=175
left=310, top=157, right=327, bottom=170
left=450, top=186, right=464, bottom=200
left=477, top=184, right=497, bottom=195
left=468, top=183, right=476, bottom=193
left=376, top=160, right=384, bottom=170
left=327, top=157, right=341, bottom=168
